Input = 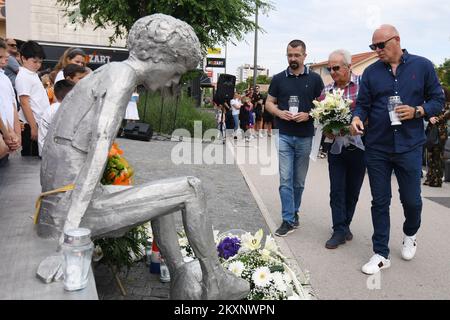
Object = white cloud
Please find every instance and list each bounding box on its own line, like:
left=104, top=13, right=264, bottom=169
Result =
left=221, top=0, right=450, bottom=80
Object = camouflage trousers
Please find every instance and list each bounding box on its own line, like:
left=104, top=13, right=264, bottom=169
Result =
left=424, top=146, right=444, bottom=187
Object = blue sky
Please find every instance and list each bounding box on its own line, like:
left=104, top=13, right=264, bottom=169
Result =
left=219, top=0, right=450, bottom=79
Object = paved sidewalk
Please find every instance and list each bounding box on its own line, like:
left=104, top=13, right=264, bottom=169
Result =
left=0, top=156, right=97, bottom=300
left=235, top=134, right=450, bottom=300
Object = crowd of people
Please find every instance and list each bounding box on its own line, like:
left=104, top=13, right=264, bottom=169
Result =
left=213, top=85, right=275, bottom=142
left=0, top=39, right=140, bottom=164
left=0, top=39, right=90, bottom=162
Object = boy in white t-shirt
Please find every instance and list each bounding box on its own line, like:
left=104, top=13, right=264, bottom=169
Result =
left=0, top=39, right=21, bottom=164
left=15, top=40, right=49, bottom=156
left=38, top=80, right=74, bottom=156
left=230, top=92, right=242, bottom=138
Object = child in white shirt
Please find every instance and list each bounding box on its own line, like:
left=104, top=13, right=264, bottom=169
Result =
left=38, top=80, right=74, bottom=156
left=15, top=41, right=49, bottom=156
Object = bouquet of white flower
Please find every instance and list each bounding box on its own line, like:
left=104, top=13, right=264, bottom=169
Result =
left=310, top=89, right=353, bottom=135
left=178, top=228, right=309, bottom=300
left=309, top=89, right=365, bottom=159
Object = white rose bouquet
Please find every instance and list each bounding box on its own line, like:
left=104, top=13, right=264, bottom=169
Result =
left=310, top=89, right=353, bottom=136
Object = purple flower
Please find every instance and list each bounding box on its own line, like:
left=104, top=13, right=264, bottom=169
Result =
left=217, top=236, right=241, bottom=260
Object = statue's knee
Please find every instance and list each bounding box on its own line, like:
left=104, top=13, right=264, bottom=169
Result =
left=187, top=176, right=202, bottom=192
left=187, top=176, right=201, bottom=186
left=186, top=176, right=205, bottom=202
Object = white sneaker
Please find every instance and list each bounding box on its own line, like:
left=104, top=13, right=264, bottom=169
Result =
left=401, top=234, right=417, bottom=261
left=361, top=254, right=391, bottom=275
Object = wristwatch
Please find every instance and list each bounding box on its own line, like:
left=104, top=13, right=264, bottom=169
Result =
left=414, top=106, right=422, bottom=119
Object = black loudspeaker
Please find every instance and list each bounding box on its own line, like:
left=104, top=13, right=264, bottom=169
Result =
left=123, top=122, right=153, bottom=141
left=214, top=74, right=236, bottom=105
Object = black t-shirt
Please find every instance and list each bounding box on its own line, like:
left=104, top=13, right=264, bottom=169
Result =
left=268, top=67, right=324, bottom=137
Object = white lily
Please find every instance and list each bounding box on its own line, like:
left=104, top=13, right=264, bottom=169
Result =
left=263, top=235, right=279, bottom=254
left=241, top=229, right=263, bottom=251
left=178, top=237, right=189, bottom=247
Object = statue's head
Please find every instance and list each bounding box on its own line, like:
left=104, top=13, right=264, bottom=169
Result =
left=127, top=14, right=203, bottom=91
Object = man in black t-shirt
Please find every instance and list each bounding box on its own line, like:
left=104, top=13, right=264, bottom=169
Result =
left=265, top=39, right=324, bottom=237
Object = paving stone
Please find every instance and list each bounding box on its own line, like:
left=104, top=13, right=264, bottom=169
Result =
left=151, top=287, right=170, bottom=299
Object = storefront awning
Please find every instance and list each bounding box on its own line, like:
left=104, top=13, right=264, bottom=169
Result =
left=37, top=41, right=129, bottom=70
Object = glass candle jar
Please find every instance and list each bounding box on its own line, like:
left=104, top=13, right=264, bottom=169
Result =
left=61, top=228, right=94, bottom=291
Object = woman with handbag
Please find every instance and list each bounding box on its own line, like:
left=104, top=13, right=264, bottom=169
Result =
left=424, top=88, right=450, bottom=187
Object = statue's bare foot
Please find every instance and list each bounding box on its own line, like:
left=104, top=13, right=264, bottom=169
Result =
left=203, top=267, right=250, bottom=300
left=170, top=260, right=249, bottom=300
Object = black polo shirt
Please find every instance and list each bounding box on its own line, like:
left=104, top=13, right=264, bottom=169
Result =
left=268, top=66, right=324, bottom=137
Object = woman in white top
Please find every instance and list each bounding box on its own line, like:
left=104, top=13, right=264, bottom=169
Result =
left=125, top=90, right=140, bottom=121
left=230, top=92, right=242, bottom=132
left=53, top=48, right=87, bottom=83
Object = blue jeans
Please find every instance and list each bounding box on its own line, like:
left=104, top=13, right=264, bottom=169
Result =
left=365, top=146, right=423, bottom=259
left=233, top=114, right=239, bottom=131
left=278, top=134, right=312, bottom=225
left=328, top=147, right=366, bottom=235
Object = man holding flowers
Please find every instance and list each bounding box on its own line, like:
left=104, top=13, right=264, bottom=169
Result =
left=318, top=50, right=366, bottom=249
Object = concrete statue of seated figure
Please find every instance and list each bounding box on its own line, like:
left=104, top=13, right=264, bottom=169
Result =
left=36, top=13, right=249, bottom=300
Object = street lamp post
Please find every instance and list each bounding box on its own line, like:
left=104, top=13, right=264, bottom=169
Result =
left=252, top=2, right=259, bottom=91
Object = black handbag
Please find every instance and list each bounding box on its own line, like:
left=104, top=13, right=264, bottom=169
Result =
left=425, top=125, right=440, bottom=150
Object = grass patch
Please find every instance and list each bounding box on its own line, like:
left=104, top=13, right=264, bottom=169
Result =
left=137, top=91, right=216, bottom=136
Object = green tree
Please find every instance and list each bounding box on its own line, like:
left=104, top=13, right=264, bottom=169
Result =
left=436, top=59, right=450, bottom=90
left=57, top=0, right=274, bottom=49
left=246, top=75, right=272, bottom=86
left=235, top=81, right=248, bottom=93
left=235, top=75, right=272, bottom=93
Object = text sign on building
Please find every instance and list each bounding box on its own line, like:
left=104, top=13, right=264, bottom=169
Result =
left=207, top=48, right=222, bottom=55
left=87, top=52, right=112, bottom=64
left=206, top=58, right=226, bottom=68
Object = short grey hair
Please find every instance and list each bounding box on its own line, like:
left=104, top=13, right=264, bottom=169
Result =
left=329, top=49, right=352, bottom=66
left=127, top=14, right=202, bottom=70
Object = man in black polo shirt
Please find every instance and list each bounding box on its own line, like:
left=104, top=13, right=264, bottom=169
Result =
left=266, top=39, right=324, bottom=236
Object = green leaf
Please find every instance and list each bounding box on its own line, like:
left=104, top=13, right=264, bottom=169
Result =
left=56, top=0, right=275, bottom=49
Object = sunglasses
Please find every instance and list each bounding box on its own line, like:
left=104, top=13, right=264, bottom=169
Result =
left=326, top=65, right=341, bottom=73
left=369, top=36, right=396, bottom=51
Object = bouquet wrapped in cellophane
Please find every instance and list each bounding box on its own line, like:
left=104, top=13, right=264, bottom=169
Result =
left=310, top=89, right=353, bottom=135
left=101, top=142, right=134, bottom=185
left=178, top=228, right=311, bottom=300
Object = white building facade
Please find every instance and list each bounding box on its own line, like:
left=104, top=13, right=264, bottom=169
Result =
left=237, top=64, right=269, bottom=83
left=2, top=0, right=128, bottom=70
left=4, top=0, right=126, bottom=47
